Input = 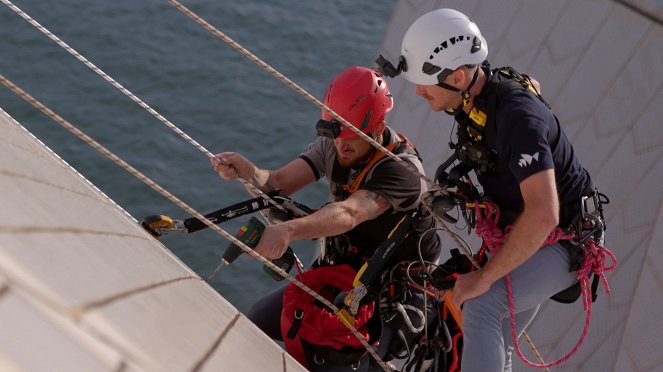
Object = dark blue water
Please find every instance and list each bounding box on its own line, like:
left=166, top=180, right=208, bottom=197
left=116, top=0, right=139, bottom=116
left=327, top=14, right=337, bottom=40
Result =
left=0, top=0, right=394, bottom=311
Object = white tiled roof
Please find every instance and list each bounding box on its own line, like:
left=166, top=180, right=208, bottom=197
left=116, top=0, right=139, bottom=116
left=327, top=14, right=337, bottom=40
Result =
left=0, top=109, right=306, bottom=372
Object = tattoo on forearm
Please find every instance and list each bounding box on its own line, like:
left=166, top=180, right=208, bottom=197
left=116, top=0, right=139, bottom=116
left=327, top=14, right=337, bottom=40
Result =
left=365, top=190, right=381, bottom=202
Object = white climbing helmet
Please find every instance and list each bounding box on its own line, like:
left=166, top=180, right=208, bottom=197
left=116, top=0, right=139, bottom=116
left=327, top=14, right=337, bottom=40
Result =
left=400, top=9, right=488, bottom=86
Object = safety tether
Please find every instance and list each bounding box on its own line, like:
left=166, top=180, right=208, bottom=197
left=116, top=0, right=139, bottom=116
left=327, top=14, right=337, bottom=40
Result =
left=473, top=202, right=617, bottom=368
left=164, top=0, right=487, bottom=268
left=1, top=0, right=472, bottom=274
left=0, top=0, right=288, bottom=217
left=2, top=0, right=553, bottom=366
left=0, top=73, right=391, bottom=372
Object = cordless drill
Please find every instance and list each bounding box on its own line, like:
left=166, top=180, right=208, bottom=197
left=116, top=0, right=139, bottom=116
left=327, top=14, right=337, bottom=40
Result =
left=223, top=216, right=295, bottom=280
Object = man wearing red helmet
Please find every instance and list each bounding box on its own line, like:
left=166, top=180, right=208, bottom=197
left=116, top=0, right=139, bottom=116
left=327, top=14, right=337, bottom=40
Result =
left=212, top=66, right=440, bottom=368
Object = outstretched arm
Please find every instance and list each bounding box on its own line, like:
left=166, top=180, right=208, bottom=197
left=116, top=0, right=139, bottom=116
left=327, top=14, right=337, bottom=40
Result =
left=211, top=152, right=315, bottom=196
left=253, top=189, right=392, bottom=259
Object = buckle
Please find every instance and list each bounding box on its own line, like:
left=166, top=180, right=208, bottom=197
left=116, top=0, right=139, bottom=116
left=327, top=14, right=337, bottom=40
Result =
left=569, top=189, right=607, bottom=246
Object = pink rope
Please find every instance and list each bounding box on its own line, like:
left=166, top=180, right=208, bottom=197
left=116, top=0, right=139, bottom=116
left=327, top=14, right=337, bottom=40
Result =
left=473, top=202, right=617, bottom=368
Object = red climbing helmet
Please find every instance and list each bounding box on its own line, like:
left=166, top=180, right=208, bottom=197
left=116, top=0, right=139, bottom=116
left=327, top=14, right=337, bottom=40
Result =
left=319, top=66, right=393, bottom=139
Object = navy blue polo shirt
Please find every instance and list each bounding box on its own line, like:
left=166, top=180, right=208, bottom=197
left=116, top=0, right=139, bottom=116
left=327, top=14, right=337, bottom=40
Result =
left=476, top=86, right=593, bottom=212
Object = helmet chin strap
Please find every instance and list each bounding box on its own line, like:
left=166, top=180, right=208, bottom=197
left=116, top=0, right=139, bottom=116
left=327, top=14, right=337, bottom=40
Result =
left=441, top=67, right=480, bottom=116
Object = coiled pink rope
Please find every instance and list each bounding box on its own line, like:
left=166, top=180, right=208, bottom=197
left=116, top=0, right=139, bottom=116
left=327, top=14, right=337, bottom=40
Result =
left=473, top=202, right=617, bottom=368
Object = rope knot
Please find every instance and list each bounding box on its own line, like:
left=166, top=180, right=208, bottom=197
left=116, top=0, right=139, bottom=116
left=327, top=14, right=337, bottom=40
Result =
left=577, top=239, right=617, bottom=297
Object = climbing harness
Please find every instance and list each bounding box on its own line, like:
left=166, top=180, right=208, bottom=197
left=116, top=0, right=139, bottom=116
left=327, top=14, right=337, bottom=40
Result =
left=0, top=5, right=391, bottom=367
left=374, top=250, right=475, bottom=372
left=472, top=200, right=617, bottom=368
left=1, top=0, right=597, bottom=367
left=0, top=74, right=391, bottom=372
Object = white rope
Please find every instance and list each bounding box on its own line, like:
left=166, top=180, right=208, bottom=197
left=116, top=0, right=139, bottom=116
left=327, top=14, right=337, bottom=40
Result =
left=168, top=0, right=434, bottom=187
left=168, top=3, right=549, bottom=367
left=2, top=0, right=547, bottom=366
left=165, top=0, right=480, bottom=261
left=0, top=73, right=388, bottom=371
left=0, top=0, right=288, bottom=215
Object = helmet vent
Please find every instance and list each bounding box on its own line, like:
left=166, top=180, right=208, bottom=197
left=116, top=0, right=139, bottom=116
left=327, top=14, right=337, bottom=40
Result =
left=471, top=36, right=482, bottom=53
left=429, top=36, right=472, bottom=59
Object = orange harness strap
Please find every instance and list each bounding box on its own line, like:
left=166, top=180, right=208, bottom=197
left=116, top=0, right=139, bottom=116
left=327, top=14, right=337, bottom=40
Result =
left=340, top=133, right=415, bottom=194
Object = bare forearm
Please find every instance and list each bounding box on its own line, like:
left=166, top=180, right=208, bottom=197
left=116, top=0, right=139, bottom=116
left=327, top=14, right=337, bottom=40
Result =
left=276, top=189, right=389, bottom=242
left=279, top=202, right=358, bottom=241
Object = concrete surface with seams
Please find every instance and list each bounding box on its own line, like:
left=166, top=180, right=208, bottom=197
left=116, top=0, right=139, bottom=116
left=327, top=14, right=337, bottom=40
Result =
left=0, top=108, right=306, bottom=372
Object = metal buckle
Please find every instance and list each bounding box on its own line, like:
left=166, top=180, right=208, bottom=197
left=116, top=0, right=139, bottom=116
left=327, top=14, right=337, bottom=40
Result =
left=157, top=219, right=186, bottom=236
left=569, top=190, right=605, bottom=245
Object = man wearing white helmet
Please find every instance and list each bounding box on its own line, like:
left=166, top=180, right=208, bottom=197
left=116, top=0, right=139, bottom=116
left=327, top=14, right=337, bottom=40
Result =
left=377, top=8, right=608, bottom=372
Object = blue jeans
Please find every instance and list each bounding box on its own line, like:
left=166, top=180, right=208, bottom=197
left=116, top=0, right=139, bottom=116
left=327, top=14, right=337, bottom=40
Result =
left=461, top=243, right=577, bottom=372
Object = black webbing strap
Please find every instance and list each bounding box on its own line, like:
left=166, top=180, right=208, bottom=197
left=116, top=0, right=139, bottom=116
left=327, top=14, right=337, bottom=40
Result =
left=183, top=196, right=274, bottom=233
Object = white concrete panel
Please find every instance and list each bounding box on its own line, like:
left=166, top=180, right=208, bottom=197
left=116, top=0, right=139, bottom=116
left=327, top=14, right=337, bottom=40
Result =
left=591, top=135, right=659, bottom=211
left=201, top=315, right=294, bottom=372
left=284, top=353, right=307, bottom=372
left=0, top=112, right=102, bottom=198
left=533, top=0, right=614, bottom=102
left=492, top=1, right=564, bottom=71
left=470, top=0, right=522, bottom=57
left=0, top=174, right=143, bottom=237
left=592, top=27, right=663, bottom=139
left=617, top=261, right=663, bottom=371
left=80, top=279, right=260, bottom=372
left=632, top=82, right=663, bottom=154
left=556, top=6, right=650, bottom=123
left=0, top=145, right=100, bottom=201
left=614, top=200, right=663, bottom=372
left=0, top=107, right=306, bottom=371
left=570, top=116, right=623, bottom=174
left=0, top=288, right=123, bottom=372
left=0, top=232, right=193, bottom=311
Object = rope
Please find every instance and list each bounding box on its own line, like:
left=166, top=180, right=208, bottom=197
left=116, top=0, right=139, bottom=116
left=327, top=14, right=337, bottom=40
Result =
left=473, top=202, right=617, bottom=369
left=0, top=0, right=288, bottom=216
left=3, top=0, right=465, bottom=290
left=167, top=0, right=435, bottom=189
left=2, top=0, right=551, bottom=366
left=167, top=1, right=557, bottom=366
left=0, top=74, right=390, bottom=372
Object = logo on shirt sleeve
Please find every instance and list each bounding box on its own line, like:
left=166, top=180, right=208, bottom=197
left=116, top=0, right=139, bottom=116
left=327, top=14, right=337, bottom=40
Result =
left=518, top=152, right=539, bottom=168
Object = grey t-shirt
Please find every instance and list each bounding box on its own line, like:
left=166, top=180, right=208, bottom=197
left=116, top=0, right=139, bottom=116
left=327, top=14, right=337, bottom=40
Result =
left=298, top=128, right=440, bottom=266
left=299, top=128, right=427, bottom=212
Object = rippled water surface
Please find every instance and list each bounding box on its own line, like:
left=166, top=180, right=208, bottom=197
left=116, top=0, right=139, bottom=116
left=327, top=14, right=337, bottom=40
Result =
left=0, top=0, right=394, bottom=311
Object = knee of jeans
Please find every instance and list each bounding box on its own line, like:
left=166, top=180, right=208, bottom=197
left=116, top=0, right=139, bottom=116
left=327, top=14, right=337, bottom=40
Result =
left=462, top=292, right=507, bottom=331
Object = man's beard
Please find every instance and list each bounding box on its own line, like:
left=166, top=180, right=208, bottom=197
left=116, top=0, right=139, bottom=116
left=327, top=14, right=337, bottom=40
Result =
left=336, top=154, right=358, bottom=167
left=336, top=149, right=374, bottom=168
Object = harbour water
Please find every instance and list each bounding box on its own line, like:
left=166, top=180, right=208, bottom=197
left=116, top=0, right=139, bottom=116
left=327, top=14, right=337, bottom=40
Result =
left=0, top=0, right=394, bottom=312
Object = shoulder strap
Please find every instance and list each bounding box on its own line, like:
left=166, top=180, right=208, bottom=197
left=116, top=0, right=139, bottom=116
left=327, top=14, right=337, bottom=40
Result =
left=484, top=66, right=560, bottom=151
left=340, top=132, right=418, bottom=194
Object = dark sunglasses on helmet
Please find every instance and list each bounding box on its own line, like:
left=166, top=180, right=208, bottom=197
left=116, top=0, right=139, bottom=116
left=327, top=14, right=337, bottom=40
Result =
left=315, top=119, right=341, bottom=139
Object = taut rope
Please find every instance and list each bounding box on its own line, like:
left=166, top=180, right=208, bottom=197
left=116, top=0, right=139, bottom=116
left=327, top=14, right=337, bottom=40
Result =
left=0, top=73, right=390, bottom=371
